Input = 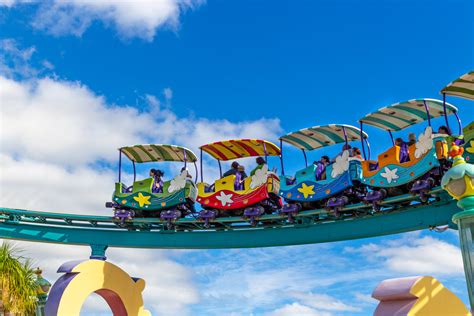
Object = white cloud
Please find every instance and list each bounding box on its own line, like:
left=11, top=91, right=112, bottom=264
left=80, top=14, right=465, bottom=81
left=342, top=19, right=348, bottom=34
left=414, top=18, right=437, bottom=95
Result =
left=265, top=303, right=331, bottom=316
left=4, top=0, right=203, bottom=41
left=289, top=292, right=360, bottom=312
left=345, top=235, right=464, bottom=276
left=0, top=39, right=40, bottom=78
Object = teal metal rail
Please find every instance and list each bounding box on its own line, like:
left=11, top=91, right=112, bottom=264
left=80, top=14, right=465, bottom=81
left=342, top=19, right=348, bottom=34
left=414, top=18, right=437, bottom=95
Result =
left=0, top=188, right=459, bottom=251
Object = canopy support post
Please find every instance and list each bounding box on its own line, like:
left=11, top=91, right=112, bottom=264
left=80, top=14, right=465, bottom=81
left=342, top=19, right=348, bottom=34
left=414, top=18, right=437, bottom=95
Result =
left=365, top=137, right=371, bottom=160
left=218, top=160, right=222, bottom=178
left=280, top=139, right=285, bottom=176
left=118, top=150, right=122, bottom=183
left=342, top=126, right=348, bottom=146
left=388, top=130, right=395, bottom=145
left=359, top=122, right=367, bottom=160
left=422, top=99, right=432, bottom=127
left=302, top=149, right=308, bottom=167
left=454, top=111, right=463, bottom=136
left=183, top=149, right=187, bottom=169
left=194, top=162, right=198, bottom=183
left=132, top=161, right=136, bottom=183
left=263, top=142, right=268, bottom=163
left=200, top=149, right=204, bottom=183
left=442, top=93, right=450, bottom=131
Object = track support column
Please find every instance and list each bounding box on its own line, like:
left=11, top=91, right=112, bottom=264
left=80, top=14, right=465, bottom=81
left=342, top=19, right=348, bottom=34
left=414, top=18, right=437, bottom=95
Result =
left=441, top=147, right=474, bottom=310
left=90, top=244, right=108, bottom=260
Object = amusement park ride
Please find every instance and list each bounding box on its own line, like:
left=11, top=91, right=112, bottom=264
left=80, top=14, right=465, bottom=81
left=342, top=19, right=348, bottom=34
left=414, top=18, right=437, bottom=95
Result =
left=0, top=71, right=473, bottom=315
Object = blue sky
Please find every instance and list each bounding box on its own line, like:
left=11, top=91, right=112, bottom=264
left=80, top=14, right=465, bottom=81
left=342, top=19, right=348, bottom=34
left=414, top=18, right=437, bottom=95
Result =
left=0, top=0, right=473, bottom=315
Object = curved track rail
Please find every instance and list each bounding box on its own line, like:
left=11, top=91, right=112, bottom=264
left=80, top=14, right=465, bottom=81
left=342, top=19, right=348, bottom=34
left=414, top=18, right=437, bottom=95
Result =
left=0, top=187, right=459, bottom=250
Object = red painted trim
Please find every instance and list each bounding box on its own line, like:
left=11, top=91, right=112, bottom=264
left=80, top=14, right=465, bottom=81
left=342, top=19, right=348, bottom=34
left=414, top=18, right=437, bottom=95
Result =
left=198, top=185, right=270, bottom=210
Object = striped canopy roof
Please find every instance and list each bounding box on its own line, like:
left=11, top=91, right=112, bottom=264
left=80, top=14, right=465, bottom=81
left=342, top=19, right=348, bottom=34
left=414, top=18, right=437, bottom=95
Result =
left=120, top=144, right=198, bottom=163
left=440, top=71, right=474, bottom=100
left=200, top=139, right=281, bottom=161
left=359, top=98, right=458, bottom=131
left=280, top=124, right=368, bottom=151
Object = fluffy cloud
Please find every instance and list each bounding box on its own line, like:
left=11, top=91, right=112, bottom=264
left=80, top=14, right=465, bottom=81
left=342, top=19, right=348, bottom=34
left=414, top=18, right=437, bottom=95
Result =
left=345, top=235, right=464, bottom=276
left=265, top=303, right=331, bottom=316
left=2, top=0, right=205, bottom=40
left=289, top=292, right=360, bottom=312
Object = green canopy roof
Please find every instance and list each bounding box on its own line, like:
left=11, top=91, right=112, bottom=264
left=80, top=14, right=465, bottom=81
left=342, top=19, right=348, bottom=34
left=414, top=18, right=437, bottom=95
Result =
left=441, top=71, right=474, bottom=100
left=280, top=124, right=368, bottom=151
left=120, top=144, right=197, bottom=163
left=359, top=98, right=458, bottom=131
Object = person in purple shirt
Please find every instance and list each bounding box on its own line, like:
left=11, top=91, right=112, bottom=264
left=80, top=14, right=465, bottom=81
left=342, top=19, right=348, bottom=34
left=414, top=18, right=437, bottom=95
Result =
left=150, top=169, right=164, bottom=193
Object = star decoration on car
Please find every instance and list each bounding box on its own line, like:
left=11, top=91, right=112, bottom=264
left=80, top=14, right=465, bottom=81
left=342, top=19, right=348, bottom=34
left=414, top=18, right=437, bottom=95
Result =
left=297, top=183, right=315, bottom=199
left=216, top=191, right=234, bottom=206
left=133, top=192, right=151, bottom=207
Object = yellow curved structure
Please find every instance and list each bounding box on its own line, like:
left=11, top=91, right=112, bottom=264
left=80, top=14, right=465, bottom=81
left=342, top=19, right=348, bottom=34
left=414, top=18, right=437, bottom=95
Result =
left=373, top=276, right=470, bottom=316
left=45, top=259, right=151, bottom=316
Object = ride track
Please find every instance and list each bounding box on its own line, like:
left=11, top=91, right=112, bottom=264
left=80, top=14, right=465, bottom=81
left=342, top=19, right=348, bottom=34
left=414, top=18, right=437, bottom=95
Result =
left=0, top=187, right=460, bottom=256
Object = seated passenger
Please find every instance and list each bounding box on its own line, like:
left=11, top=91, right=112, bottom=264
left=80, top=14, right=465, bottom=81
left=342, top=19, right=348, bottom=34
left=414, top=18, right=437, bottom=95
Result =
left=315, top=155, right=330, bottom=181
left=332, top=144, right=352, bottom=162
left=223, top=161, right=240, bottom=177
left=235, top=165, right=247, bottom=190
left=150, top=169, right=164, bottom=193
left=352, top=147, right=363, bottom=160
left=438, top=125, right=452, bottom=135
left=407, top=133, right=417, bottom=146
left=181, top=167, right=192, bottom=179
left=250, top=157, right=267, bottom=176
left=395, top=138, right=410, bottom=163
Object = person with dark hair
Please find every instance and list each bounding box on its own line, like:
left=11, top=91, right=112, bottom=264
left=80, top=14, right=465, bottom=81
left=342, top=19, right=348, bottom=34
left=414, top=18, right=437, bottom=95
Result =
left=352, top=147, right=363, bottom=160
left=150, top=169, right=164, bottom=193
left=223, top=161, right=240, bottom=177
left=408, top=133, right=417, bottom=146
left=332, top=144, right=352, bottom=162
left=235, top=165, right=247, bottom=190
left=438, top=125, right=452, bottom=135
left=250, top=157, right=267, bottom=176
left=315, top=155, right=331, bottom=180
left=181, top=167, right=192, bottom=179
left=395, top=138, right=410, bottom=163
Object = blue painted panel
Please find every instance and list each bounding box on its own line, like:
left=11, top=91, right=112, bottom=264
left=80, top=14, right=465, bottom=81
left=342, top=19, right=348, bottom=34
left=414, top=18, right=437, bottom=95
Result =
left=280, top=161, right=362, bottom=202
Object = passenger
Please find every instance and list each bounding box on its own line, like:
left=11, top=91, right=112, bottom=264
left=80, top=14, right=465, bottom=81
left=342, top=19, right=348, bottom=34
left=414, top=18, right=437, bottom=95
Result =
left=438, top=125, right=452, bottom=135
left=250, top=157, right=267, bottom=176
left=332, top=144, right=352, bottom=162
left=407, top=133, right=417, bottom=146
left=181, top=167, right=192, bottom=179
left=395, top=138, right=410, bottom=163
left=223, top=161, right=240, bottom=177
left=352, top=147, right=363, bottom=160
left=150, top=169, right=164, bottom=193
left=315, top=155, right=330, bottom=180
left=235, top=165, right=247, bottom=190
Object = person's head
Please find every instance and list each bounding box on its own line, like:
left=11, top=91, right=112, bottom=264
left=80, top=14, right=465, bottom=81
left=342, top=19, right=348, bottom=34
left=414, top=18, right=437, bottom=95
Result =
left=181, top=167, right=188, bottom=173
left=342, top=144, right=352, bottom=151
left=155, top=169, right=164, bottom=177
left=352, top=147, right=361, bottom=156
left=321, top=155, right=330, bottom=164
left=395, top=138, right=403, bottom=146
left=408, top=133, right=416, bottom=142
left=256, top=157, right=265, bottom=165
left=237, top=165, right=245, bottom=172
left=149, top=168, right=157, bottom=177
left=231, top=161, right=239, bottom=169
left=438, top=125, right=451, bottom=135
